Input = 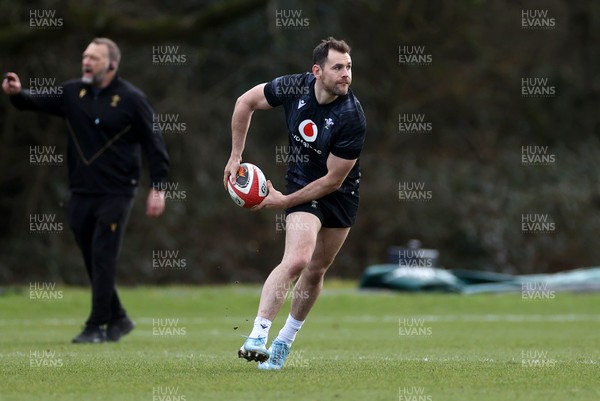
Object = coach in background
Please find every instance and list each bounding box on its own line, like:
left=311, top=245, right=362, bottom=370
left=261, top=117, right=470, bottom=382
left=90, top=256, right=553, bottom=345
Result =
left=2, top=38, right=170, bottom=343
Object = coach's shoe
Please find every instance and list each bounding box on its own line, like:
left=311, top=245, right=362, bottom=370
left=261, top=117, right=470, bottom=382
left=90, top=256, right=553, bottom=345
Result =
left=258, top=340, right=291, bottom=370
left=72, top=325, right=106, bottom=344
left=238, top=336, right=270, bottom=362
left=107, top=316, right=136, bottom=342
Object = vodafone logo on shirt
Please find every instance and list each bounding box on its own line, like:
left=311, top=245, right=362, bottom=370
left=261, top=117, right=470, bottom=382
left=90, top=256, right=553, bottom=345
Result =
left=298, top=119, right=318, bottom=142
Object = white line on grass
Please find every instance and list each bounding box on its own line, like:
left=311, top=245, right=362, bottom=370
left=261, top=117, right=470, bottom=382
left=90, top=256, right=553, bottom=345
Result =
left=1, top=314, right=599, bottom=326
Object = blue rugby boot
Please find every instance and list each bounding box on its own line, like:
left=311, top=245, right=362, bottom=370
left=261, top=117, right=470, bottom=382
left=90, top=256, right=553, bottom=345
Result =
left=258, top=340, right=291, bottom=370
left=238, top=336, right=270, bottom=363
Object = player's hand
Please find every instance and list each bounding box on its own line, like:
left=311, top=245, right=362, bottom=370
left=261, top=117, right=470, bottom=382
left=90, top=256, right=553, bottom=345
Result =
left=223, top=156, right=242, bottom=189
left=2, top=72, right=21, bottom=95
left=146, top=188, right=165, bottom=217
left=251, top=181, right=285, bottom=211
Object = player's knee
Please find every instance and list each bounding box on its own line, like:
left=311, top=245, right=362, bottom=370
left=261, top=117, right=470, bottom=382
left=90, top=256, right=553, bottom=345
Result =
left=285, top=255, right=312, bottom=278
left=312, top=256, right=335, bottom=272
left=304, top=262, right=330, bottom=283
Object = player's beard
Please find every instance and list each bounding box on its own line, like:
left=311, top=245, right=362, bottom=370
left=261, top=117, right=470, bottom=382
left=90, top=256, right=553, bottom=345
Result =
left=323, top=78, right=350, bottom=97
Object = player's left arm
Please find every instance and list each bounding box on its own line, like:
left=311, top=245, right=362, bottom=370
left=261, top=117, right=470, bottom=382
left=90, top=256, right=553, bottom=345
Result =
left=253, top=153, right=356, bottom=211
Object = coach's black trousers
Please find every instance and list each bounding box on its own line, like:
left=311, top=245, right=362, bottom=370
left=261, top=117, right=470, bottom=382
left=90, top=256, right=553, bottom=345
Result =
left=68, top=193, right=134, bottom=327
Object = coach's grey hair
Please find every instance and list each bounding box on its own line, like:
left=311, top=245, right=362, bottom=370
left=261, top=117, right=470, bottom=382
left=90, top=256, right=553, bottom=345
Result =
left=91, top=37, right=121, bottom=66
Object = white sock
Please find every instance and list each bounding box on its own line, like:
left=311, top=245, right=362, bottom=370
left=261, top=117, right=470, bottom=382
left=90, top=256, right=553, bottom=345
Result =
left=275, top=314, right=304, bottom=346
left=248, top=316, right=272, bottom=340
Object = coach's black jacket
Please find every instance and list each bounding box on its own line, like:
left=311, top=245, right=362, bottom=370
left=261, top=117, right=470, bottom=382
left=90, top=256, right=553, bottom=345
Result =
left=10, top=75, right=169, bottom=196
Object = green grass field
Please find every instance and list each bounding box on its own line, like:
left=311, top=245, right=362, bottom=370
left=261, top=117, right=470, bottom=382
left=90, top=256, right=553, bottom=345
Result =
left=1, top=282, right=599, bottom=401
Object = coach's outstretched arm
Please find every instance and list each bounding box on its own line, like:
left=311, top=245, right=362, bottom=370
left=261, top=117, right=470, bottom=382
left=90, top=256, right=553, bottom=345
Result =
left=2, top=72, right=21, bottom=95
left=223, top=83, right=272, bottom=188
left=3, top=72, right=64, bottom=116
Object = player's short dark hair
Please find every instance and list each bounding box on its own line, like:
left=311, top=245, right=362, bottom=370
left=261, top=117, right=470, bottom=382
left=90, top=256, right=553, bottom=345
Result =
left=91, top=37, right=121, bottom=65
left=313, top=37, right=351, bottom=67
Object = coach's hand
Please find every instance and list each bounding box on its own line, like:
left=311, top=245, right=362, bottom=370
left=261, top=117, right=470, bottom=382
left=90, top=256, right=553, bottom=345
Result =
left=2, top=72, right=21, bottom=95
left=252, top=181, right=285, bottom=211
left=146, top=188, right=165, bottom=217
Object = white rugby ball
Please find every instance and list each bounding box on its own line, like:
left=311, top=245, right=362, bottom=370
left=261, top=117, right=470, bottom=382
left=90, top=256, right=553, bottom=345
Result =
left=227, top=163, right=268, bottom=208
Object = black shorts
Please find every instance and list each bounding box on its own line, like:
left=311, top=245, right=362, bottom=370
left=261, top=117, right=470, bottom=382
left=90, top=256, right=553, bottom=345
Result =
left=285, top=183, right=360, bottom=228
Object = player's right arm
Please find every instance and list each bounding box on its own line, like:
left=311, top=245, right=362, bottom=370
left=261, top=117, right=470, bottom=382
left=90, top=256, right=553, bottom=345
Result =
left=223, top=83, right=273, bottom=189
left=2, top=72, right=64, bottom=116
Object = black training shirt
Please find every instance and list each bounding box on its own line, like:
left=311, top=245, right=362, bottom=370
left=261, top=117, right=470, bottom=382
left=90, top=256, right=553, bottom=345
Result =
left=264, top=72, right=366, bottom=196
left=10, top=75, right=169, bottom=196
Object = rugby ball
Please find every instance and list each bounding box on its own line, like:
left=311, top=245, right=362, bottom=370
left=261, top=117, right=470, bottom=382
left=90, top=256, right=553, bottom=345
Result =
left=227, top=163, right=268, bottom=208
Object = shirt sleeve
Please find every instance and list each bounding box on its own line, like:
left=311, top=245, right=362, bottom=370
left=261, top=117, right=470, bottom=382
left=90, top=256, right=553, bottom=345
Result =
left=263, top=73, right=309, bottom=108
left=9, top=87, right=65, bottom=117
left=264, top=80, right=282, bottom=107
left=132, top=92, right=170, bottom=188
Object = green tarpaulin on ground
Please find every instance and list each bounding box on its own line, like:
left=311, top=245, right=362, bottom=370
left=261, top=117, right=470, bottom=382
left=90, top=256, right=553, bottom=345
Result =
left=359, top=265, right=600, bottom=293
